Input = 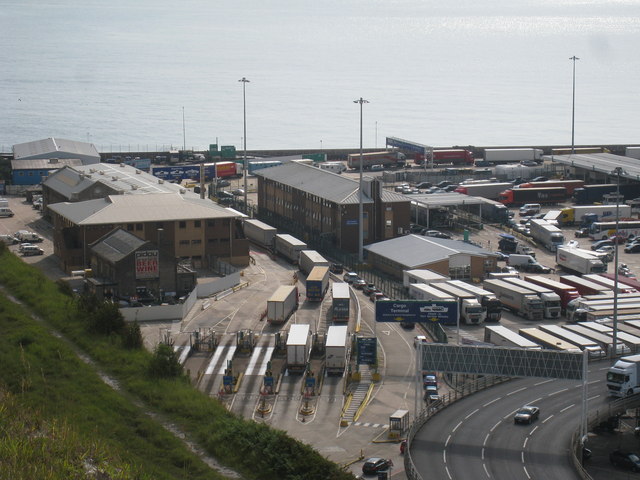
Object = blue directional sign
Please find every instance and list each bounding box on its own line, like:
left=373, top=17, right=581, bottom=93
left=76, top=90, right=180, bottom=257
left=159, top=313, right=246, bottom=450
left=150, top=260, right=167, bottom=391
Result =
left=375, top=300, right=458, bottom=325
left=357, top=337, right=377, bottom=365
left=306, top=376, right=316, bottom=388
left=223, top=375, right=234, bottom=386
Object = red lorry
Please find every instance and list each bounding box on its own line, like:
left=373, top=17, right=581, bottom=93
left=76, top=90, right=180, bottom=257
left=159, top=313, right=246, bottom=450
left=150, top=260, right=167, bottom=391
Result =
left=524, top=275, right=580, bottom=311
left=214, top=161, right=242, bottom=178
left=517, top=180, right=584, bottom=196
left=415, top=149, right=474, bottom=166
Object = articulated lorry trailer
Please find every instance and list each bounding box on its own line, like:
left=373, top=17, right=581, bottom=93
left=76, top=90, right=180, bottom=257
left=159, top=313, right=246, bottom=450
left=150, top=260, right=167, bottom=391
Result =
left=483, top=325, right=541, bottom=349
left=558, top=205, right=632, bottom=226
left=483, top=148, right=544, bottom=164
left=243, top=219, right=277, bottom=248
left=556, top=247, right=607, bottom=275
left=267, top=285, right=299, bottom=324
left=306, top=266, right=330, bottom=301
left=517, top=179, right=584, bottom=195
left=528, top=219, right=565, bottom=252
left=274, top=234, right=307, bottom=264
left=429, top=281, right=486, bottom=325
left=502, top=278, right=562, bottom=319
left=454, top=182, right=514, bottom=200
left=498, top=187, right=568, bottom=207
left=559, top=274, right=612, bottom=296
left=347, top=150, right=406, bottom=169
left=573, top=183, right=640, bottom=205
left=298, top=250, right=329, bottom=275
left=538, top=324, right=605, bottom=359
left=524, top=275, right=580, bottom=311
left=325, top=325, right=349, bottom=376
left=286, top=324, right=311, bottom=373
left=446, top=280, right=503, bottom=322
left=331, top=282, right=350, bottom=321
left=483, top=279, right=544, bottom=320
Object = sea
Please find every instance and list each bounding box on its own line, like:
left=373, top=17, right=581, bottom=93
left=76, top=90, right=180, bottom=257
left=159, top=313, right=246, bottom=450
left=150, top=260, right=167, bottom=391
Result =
left=2, top=0, right=640, bottom=153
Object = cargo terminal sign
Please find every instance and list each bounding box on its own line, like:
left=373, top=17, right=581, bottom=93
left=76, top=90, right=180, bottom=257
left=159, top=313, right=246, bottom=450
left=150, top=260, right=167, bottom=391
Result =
left=375, top=300, right=458, bottom=325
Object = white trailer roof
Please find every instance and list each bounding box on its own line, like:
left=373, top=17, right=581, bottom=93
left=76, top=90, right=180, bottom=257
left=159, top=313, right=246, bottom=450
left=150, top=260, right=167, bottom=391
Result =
left=332, top=282, right=350, bottom=299
left=326, top=325, right=349, bottom=348
left=287, top=324, right=310, bottom=346
left=269, top=285, right=297, bottom=302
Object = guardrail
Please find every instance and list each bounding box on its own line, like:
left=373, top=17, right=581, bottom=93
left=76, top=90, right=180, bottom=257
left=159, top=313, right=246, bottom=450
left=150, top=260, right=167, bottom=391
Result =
left=403, top=375, right=510, bottom=480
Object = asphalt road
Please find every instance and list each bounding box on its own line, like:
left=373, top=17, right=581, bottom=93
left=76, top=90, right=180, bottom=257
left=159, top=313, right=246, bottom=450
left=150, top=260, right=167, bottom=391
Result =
left=411, top=360, right=612, bottom=480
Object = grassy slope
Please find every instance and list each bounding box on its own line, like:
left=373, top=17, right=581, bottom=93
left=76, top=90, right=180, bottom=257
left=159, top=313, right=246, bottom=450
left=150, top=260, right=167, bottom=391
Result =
left=0, top=247, right=355, bottom=480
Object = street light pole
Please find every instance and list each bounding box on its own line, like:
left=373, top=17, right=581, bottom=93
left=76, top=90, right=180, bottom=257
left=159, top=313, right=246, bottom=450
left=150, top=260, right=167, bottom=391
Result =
left=612, top=166, right=625, bottom=358
left=239, top=77, right=250, bottom=212
left=570, top=56, right=580, bottom=154
left=354, top=97, right=369, bottom=263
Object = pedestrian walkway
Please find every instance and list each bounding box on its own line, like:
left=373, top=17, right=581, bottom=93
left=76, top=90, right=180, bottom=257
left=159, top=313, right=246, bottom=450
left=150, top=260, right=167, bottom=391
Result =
left=342, top=365, right=372, bottom=423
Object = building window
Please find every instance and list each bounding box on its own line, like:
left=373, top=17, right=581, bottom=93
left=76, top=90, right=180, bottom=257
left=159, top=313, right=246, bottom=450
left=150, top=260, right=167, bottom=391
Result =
left=191, top=239, right=202, bottom=245
left=127, top=224, right=134, bottom=231
left=136, top=223, right=143, bottom=231
left=194, top=220, right=201, bottom=228
left=179, top=221, right=186, bottom=229
left=207, top=220, right=215, bottom=227
left=179, top=240, right=189, bottom=245
left=208, top=238, right=219, bottom=244
left=156, top=222, right=164, bottom=229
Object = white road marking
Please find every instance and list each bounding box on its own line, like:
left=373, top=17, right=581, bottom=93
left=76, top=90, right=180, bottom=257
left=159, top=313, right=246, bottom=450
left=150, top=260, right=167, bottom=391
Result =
left=507, top=387, right=527, bottom=396
left=548, top=388, right=569, bottom=396
left=465, top=409, right=479, bottom=420
left=542, top=414, right=554, bottom=424
left=524, top=465, right=531, bottom=479
left=205, top=345, right=227, bottom=375
left=587, top=380, right=600, bottom=385
left=530, top=397, right=542, bottom=404
left=443, top=449, right=447, bottom=463
left=523, top=437, right=528, bottom=449
left=244, top=346, right=263, bottom=376
left=445, top=434, right=452, bottom=447
left=257, top=346, right=274, bottom=376
left=490, top=421, right=501, bottom=432
left=483, top=397, right=501, bottom=407
left=483, top=433, right=490, bottom=447
left=530, top=425, right=538, bottom=435
left=483, top=463, right=490, bottom=477
left=453, top=421, right=463, bottom=433
left=560, top=404, right=575, bottom=413
left=218, top=346, right=237, bottom=375
left=534, top=379, right=554, bottom=386
left=588, top=394, right=601, bottom=401
left=521, top=451, right=525, bottom=463
left=445, top=466, right=453, bottom=479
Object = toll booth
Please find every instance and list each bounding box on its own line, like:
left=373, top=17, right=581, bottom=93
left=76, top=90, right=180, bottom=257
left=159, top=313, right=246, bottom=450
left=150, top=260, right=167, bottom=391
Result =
left=388, top=409, right=410, bottom=439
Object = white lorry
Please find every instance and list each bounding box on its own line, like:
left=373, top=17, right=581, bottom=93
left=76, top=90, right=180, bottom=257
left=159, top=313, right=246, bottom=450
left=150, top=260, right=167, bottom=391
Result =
left=403, top=269, right=449, bottom=288
left=243, top=219, right=277, bottom=247
left=446, top=280, right=503, bottom=322
left=298, top=250, right=329, bottom=275
left=483, top=325, right=541, bottom=349
left=319, top=162, right=347, bottom=174
left=274, top=234, right=307, bottom=264
left=483, top=148, right=543, bottom=164
left=607, top=354, right=640, bottom=397
left=408, top=283, right=455, bottom=302
left=325, top=325, right=349, bottom=376
left=502, top=277, right=562, bottom=319
left=267, top=286, right=299, bottom=324
left=429, top=281, right=486, bottom=325
left=528, top=219, right=565, bottom=252
left=483, top=279, right=544, bottom=321
left=286, top=324, right=311, bottom=373
left=556, top=247, right=607, bottom=275
left=507, top=254, right=552, bottom=273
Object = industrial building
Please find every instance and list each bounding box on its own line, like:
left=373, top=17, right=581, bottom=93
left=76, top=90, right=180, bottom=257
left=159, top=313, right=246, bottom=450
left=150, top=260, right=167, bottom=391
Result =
left=254, top=162, right=411, bottom=253
left=364, top=234, right=497, bottom=281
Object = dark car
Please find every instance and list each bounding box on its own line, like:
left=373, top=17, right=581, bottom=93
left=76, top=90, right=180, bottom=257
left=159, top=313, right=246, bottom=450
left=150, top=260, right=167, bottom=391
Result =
left=531, top=176, right=548, bottom=182
left=610, top=450, right=640, bottom=472
left=362, top=284, right=377, bottom=296
left=592, top=239, right=614, bottom=251
left=575, top=227, right=590, bottom=238
left=443, top=184, right=459, bottom=192
left=437, top=180, right=452, bottom=188
left=625, top=243, right=640, bottom=254
left=514, top=405, right=540, bottom=424
left=424, top=230, right=452, bottom=239
left=520, top=160, right=538, bottom=167
left=415, top=181, right=432, bottom=189
left=362, top=458, right=393, bottom=475
left=329, top=263, right=344, bottom=274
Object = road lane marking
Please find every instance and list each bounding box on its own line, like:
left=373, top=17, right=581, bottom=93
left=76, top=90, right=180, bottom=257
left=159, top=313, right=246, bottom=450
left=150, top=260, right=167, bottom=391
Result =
left=521, top=452, right=525, bottom=463
left=523, top=465, right=531, bottom=479
left=507, top=387, right=527, bottom=396
left=588, top=394, right=600, bottom=401
left=560, top=404, right=575, bottom=413
left=443, top=450, right=447, bottom=463
left=534, top=379, right=554, bottom=386
left=257, top=346, right=275, bottom=376
left=445, top=466, right=453, bottom=480
left=483, top=397, right=501, bottom=407
left=523, top=437, right=528, bottom=449
left=542, top=414, right=554, bottom=424
left=530, top=425, right=538, bottom=435
left=548, top=388, right=569, bottom=396
left=465, top=409, right=479, bottom=420
left=490, top=421, right=501, bottom=432
left=452, top=421, right=463, bottom=433
left=205, top=345, right=227, bottom=375
left=218, top=346, right=238, bottom=375
left=244, top=346, right=263, bottom=376
left=483, top=463, right=490, bottom=477
left=445, top=435, right=451, bottom=448
left=483, top=434, right=490, bottom=447
left=588, top=380, right=600, bottom=385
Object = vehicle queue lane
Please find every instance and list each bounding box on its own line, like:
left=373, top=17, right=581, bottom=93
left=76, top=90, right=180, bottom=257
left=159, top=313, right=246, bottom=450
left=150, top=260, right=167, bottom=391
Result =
left=411, top=361, right=611, bottom=480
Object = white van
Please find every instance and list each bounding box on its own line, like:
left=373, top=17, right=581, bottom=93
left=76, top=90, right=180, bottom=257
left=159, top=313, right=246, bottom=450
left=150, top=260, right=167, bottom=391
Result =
left=0, top=207, right=14, bottom=217
left=319, top=162, right=346, bottom=174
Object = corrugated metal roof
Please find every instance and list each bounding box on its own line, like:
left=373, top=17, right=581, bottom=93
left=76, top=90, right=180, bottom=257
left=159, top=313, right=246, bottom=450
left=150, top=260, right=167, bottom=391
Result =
left=44, top=164, right=185, bottom=198
left=410, top=192, right=486, bottom=207
left=255, top=162, right=373, bottom=204
left=11, top=158, right=84, bottom=170
left=90, top=228, right=146, bottom=262
left=48, top=192, right=238, bottom=225
left=544, top=152, right=640, bottom=180
left=13, top=137, right=100, bottom=160
left=364, top=234, right=492, bottom=268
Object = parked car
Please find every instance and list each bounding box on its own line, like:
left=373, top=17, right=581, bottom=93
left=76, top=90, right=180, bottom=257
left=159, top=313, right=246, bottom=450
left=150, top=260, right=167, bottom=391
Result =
left=592, top=239, right=614, bottom=251
left=329, top=263, right=344, bottom=274
left=437, top=181, right=452, bottom=188
left=362, top=458, right=393, bottom=475
left=574, top=227, right=590, bottom=238
left=423, top=230, right=452, bottom=239
left=369, top=291, right=385, bottom=302
left=595, top=245, right=615, bottom=262
left=514, top=405, right=540, bottom=424
left=609, top=450, right=640, bottom=472
left=0, top=234, right=18, bottom=245
left=415, top=181, right=432, bottom=189
left=231, top=188, right=245, bottom=196
left=21, top=245, right=44, bottom=256
left=625, top=243, right=640, bottom=254
left=362, top=284, right=377, bottom=296
left=520, top=160, right=538, bottom=167
left=609, top=234, right=627, bottom=244
left=443, top=184, right=459, bottom=192
left=369, top=164, right=384, bottom=172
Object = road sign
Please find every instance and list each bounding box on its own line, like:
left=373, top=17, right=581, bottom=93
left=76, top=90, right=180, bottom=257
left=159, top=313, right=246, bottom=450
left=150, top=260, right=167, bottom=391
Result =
left=375, top=300, right=458, bottom=325
left=357, top=337, right=377, bottom=365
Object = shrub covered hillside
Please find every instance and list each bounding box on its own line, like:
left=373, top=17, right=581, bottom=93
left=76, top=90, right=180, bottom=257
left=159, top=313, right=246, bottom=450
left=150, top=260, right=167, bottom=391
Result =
left=0, top=245, right=356, bottom=480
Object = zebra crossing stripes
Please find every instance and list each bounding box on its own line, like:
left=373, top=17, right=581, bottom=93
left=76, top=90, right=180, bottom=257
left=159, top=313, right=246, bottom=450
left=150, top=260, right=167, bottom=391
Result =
left=217, top=346, right=238, bottom=375
left=205, top=344, right=228, bottom=375
left=351, top=422, right=389, bottom=429
left=245, top=346, right=275, bottom=376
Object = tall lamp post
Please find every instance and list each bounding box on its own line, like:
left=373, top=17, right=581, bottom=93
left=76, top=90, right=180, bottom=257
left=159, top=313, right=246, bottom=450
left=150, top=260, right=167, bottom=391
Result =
left=570, top=56, right=580, bottom=153
left=239, top=77, right=250, bottom=212
left=611, top=167, right=626, bottom=358
left=354, top=97, right=369, bottom=263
